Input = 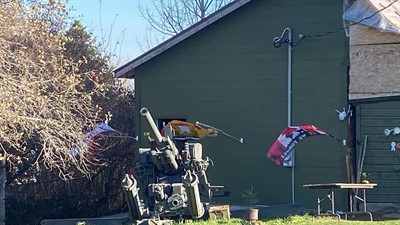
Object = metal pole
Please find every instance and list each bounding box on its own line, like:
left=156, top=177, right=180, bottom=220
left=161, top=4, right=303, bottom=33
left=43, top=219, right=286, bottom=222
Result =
left=273, top=27, right=295, bottom=204
left=0, top=154, right=5, bottom=225
left=286, top=28, right=294, bottom=204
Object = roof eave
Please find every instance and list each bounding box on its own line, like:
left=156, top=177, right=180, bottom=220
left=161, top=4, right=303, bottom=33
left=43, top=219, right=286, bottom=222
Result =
left=113, top=0, right=253, bottom=78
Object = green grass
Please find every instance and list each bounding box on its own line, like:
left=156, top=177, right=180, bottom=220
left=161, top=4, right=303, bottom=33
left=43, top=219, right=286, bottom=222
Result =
left=173, top=215, right=400, bottom=225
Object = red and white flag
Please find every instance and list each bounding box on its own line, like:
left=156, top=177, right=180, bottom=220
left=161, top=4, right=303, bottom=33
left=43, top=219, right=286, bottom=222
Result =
left=69, top=123, right=115, bottom=156
left=266, top=125, right=327, bottom=165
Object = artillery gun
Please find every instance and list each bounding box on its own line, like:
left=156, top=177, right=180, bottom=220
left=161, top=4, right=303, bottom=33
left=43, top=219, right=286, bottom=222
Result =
left=122, top=107, right=227, bottom=224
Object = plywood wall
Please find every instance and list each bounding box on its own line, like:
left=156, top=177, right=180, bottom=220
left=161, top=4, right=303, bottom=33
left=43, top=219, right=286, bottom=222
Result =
left=349, top=24, right=400, bottom=100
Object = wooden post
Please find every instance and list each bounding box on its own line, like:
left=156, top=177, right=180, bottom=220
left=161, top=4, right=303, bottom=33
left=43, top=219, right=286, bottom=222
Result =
left=346, top=104, right=356, bottom=212
left=0, top=154, right=5, bottom=225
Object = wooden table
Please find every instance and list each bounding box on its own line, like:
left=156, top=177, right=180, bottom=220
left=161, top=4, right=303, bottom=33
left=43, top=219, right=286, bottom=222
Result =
left=303, top=183, right=377, bottom=221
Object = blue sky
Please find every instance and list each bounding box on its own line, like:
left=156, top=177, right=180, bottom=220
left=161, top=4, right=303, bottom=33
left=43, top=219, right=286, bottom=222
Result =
left=68, top=0, right=154, bottom=66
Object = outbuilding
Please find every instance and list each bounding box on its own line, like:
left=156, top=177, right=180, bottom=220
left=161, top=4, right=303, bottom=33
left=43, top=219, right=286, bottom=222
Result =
left=115, top=0, right=349, bottom=211
left=346, top=0, right=400, bottom=216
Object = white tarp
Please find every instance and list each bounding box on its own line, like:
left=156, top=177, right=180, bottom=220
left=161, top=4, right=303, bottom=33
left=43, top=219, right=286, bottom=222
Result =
left=343, top=0, right=400, bottom=35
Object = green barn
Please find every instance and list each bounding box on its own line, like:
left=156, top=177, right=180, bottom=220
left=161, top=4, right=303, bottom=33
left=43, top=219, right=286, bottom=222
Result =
left=115, top=0, right=350, bottom=211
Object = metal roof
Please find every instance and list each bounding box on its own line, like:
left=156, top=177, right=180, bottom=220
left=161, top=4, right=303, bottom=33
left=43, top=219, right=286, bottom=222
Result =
left=343, top=0, right=400, bottom=35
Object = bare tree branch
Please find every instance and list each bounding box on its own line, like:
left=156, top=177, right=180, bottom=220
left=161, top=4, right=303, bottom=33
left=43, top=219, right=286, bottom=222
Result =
left=138, top=0, right=233, bottom=49
left=0, top=0, right=111, bottom=180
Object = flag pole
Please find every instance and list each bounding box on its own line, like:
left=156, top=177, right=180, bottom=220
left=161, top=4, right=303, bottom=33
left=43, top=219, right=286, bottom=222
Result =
left=196, top=121, right=243, bottom=144
left=326, top=132, right=345, bottom=145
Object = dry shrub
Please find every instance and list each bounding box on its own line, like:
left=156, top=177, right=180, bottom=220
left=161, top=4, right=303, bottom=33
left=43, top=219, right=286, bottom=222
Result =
left=0, top=0, right=107, bottom=180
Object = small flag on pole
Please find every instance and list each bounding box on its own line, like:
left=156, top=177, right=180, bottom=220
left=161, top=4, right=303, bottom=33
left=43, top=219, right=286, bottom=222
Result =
left=162, top=120, right=217, bottom=138
left=69, top=123, right=115, bottom=156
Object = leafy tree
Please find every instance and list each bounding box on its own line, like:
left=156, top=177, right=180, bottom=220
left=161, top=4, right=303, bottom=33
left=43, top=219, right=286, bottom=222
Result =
left=139, top=0, right=234, bottom=48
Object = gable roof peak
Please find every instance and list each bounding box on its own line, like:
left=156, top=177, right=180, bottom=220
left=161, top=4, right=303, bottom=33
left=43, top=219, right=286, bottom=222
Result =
left=114, top=0, right=253, bottom=78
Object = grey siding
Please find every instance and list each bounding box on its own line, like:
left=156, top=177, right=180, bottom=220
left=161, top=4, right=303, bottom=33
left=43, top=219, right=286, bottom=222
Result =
left=356, top=100, right=400, bottom=203
left=134, top=0, right=348, bottom=209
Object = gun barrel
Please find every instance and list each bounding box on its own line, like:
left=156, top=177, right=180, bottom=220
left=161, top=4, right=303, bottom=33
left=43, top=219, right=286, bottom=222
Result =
left=140, top=107, right=163, bottom=144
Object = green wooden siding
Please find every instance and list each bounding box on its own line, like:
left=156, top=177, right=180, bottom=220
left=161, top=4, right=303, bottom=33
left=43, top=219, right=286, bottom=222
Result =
left=134, top=0, right=348, bottom=210
left=356, top=100, right=400, bottom=203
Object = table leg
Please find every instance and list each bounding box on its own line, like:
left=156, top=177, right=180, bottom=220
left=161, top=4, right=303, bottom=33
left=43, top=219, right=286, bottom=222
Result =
left=349, top=189, right=354, bottom=212
left=317, top=189, right=321, bottom=214
left=345, top=188, right=373, bottom=221
left=331, top=189, right=335, bottom=214
left=363, top=189, right=367, bottom=213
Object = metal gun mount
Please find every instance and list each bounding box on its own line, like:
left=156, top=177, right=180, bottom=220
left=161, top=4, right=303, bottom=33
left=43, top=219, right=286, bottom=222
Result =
left=122, top=107, right=228, bottom=222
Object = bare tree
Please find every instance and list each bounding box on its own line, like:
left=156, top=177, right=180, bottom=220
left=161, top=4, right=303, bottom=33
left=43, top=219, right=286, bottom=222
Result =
left=0, top=0, right=110, bottom=181
left=139, top=0, right=234, bottom=49
left=3, top=15, right=137, bottom=224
